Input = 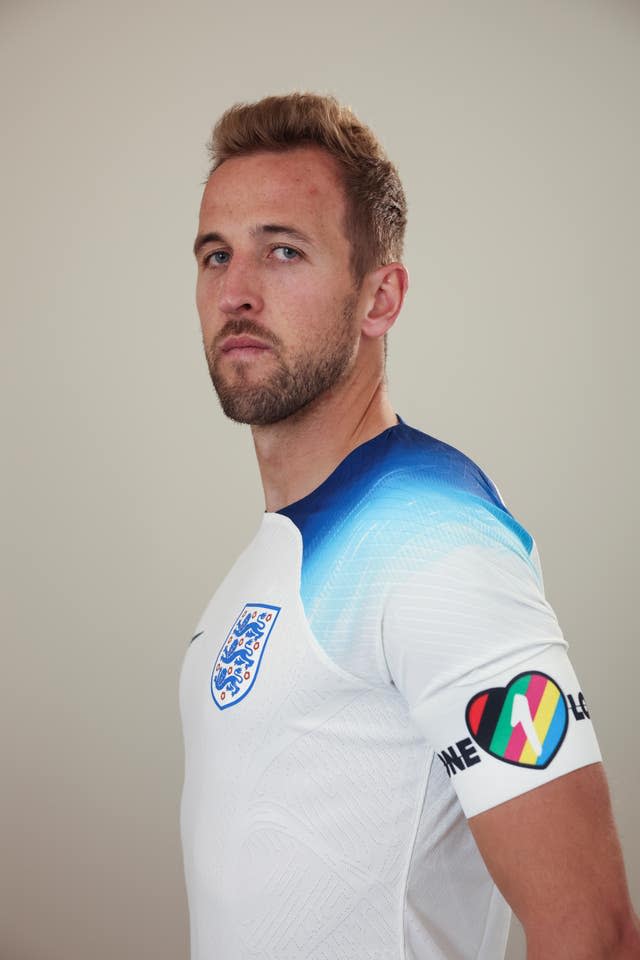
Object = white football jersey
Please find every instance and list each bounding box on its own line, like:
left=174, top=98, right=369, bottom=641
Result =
left=180, top=421, right=600, bottom=959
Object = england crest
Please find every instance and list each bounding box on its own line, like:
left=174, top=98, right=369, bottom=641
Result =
left=210, top=603, right=281, bottom=710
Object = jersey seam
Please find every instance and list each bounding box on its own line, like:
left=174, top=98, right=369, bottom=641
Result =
left=399, top=747, right=436, bottom=960
left=267, top=511, right=384, bottom=691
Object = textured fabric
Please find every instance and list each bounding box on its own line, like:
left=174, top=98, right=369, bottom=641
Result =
left=180, top=420, right=600, bottom=959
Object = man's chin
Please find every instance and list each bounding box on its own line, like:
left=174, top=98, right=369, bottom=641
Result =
left=213, top=383, right=313, bottom=427
left=213, top=383, right=278, bottom=425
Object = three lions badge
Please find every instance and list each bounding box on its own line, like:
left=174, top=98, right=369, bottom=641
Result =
left=211, top=603, right=281, bottom=710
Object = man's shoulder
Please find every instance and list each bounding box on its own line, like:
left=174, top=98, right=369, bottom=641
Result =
left=280, top=420, right=533, bottom=561
left=345, top=421, right=534, bottom=558
left=368, top=421, right=501, bottom=504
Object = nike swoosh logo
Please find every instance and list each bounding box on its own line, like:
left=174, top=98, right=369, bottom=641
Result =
left=190, top=630, right=204, bottom=645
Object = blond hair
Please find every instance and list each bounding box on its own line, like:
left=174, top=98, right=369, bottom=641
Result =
left=207, top=93, right=407, bottom=282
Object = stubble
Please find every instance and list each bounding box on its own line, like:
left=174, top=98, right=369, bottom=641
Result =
left=205, top=297, right=359, bottom=426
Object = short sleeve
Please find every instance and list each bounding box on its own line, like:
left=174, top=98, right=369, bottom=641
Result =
left=382, top=500, right=601, bottom=818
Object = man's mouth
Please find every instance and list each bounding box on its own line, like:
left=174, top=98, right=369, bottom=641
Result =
left=220, top=335, right=272, bottom=356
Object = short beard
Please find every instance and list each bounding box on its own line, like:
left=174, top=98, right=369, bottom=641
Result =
left=205, top=300, right=358, bottom=426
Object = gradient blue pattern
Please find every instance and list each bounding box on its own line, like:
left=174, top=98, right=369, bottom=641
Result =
left=279, top=420, right=535, bottom=665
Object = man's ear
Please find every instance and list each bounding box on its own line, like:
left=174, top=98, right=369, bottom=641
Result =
left=360, top=263, right=409, bottom=339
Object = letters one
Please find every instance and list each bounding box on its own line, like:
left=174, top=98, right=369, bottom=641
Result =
left=438, top=738, right=481, bottom=777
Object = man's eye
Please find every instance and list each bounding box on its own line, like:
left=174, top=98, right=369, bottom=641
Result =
left=205, top=250, right=230, bottom=266
left=273, top=246, right=300, bottom=261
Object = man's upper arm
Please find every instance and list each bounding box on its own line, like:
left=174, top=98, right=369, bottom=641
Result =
left=383, top=507, right=602, bottom=816
left=383, top=495, right=637, bottom=953
left=383, top=502, right=640, bottom=960
left=469, top=762, right=640, bottom=958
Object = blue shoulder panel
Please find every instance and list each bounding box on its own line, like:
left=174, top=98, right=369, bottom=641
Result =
left=278, top=420, right=534, bottom=657
left=280, top=419, right=532, bottom=557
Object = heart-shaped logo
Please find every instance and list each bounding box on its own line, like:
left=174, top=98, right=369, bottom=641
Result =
left=465, top=671, right=568, bottom=769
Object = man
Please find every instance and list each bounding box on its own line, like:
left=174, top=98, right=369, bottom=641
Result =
left=181, top=93, right=639, bottom=959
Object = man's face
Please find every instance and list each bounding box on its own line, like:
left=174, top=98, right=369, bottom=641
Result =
left=194, top=147, right=362, bottom=425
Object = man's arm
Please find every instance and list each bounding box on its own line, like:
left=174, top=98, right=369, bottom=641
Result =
left=469, top=762, right=640, bottom=959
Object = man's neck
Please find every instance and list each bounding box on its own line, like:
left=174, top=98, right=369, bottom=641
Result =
left=251, top=372, right=397, bottom=513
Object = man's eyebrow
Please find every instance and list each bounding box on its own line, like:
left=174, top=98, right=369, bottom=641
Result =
left=193, top=224, right=315, bottom=259
left=193, top=231, right=226, bottom=259
left=253, top=224, right=314, bottom=246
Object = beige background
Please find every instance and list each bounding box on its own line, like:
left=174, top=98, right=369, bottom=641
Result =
left=2, top=1, right=638, bottom=957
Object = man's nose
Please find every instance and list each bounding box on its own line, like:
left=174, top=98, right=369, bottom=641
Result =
left=218, top=258, right=264, bottom=315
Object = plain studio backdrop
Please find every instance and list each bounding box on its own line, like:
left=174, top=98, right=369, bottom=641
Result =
left=2, top=1, right=638, bottom=957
